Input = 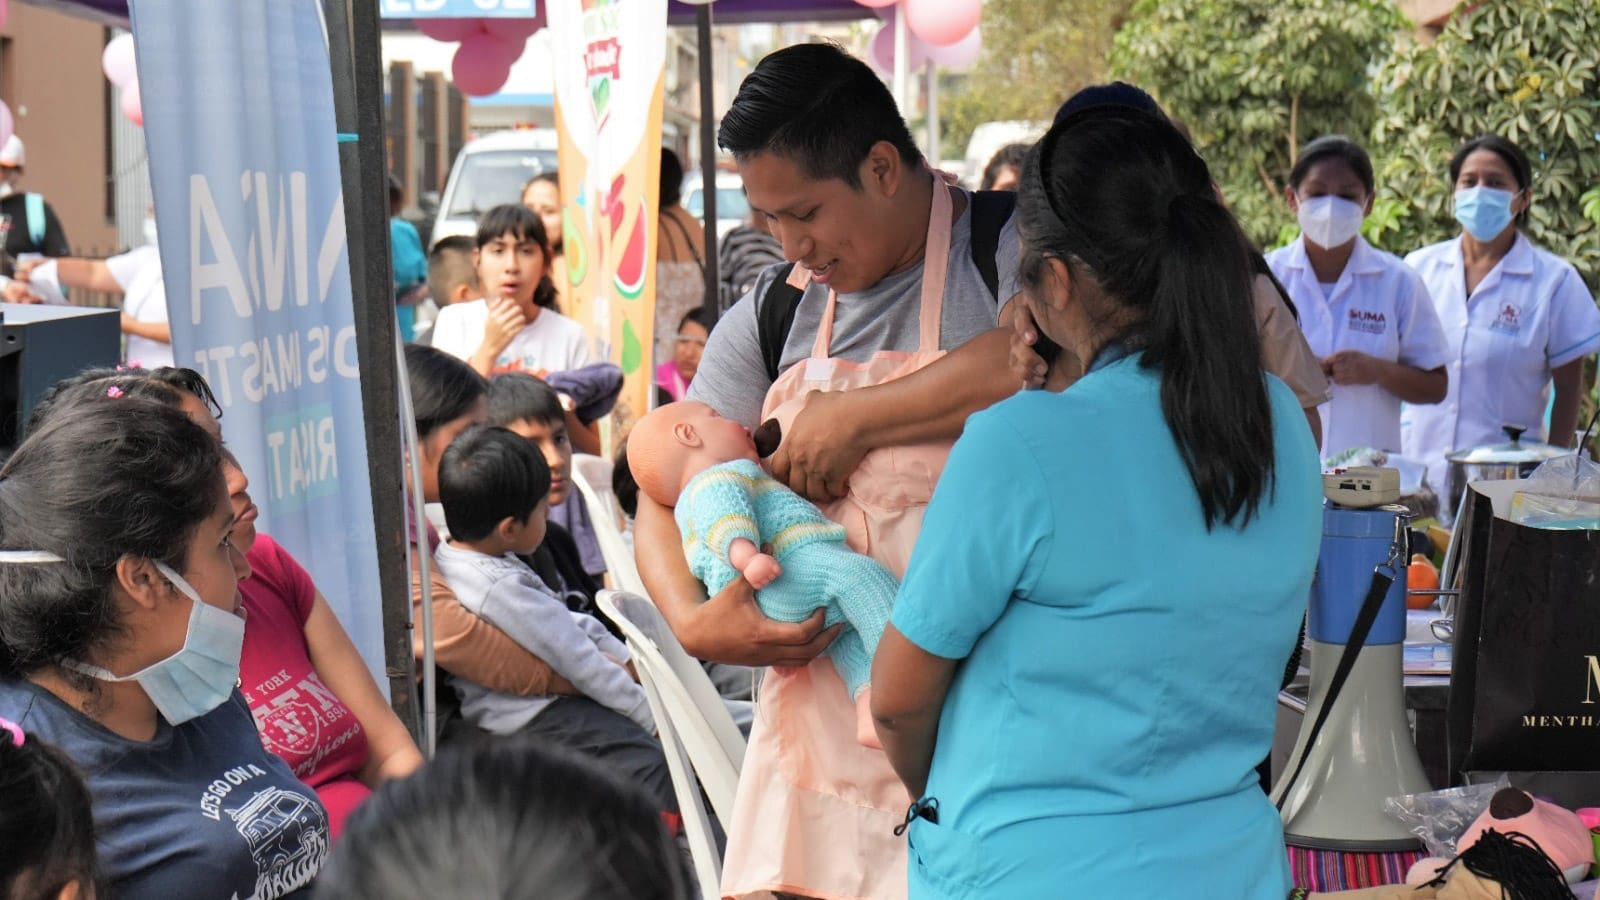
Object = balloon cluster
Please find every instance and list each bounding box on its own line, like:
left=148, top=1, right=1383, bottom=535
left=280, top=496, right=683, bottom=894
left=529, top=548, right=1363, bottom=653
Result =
left=102, top=34, right=142, bottom=126
left=419, top=15, right=547, bottom=98
left=861, top=0, right=983, bottom=74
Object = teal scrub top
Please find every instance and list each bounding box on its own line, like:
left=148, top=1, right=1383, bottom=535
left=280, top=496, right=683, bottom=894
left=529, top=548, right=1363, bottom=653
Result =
left=892, top=352, right=1322, bottom=899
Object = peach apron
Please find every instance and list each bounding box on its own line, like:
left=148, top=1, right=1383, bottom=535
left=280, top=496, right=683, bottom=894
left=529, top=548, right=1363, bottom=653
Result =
left=720, top=180, right=957, bottom=900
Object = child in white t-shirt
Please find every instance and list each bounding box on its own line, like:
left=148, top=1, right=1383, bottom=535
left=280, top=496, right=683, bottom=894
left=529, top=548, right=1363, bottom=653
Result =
left=430, top=204, right=591, bottom=379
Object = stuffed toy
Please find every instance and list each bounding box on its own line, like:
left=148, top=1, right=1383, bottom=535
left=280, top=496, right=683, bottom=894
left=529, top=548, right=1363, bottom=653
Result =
left=1407, top=787, right=1593, bottom=886
left=629, top=401, right=899, bottom=748
left=1306, top=828, right=1575, bottom=899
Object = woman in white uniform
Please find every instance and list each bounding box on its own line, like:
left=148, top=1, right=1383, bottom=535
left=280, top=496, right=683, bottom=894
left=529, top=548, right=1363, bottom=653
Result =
left=1402, top=135, right=1600, bottom=492
left=1266, top=135, right=1449, bottom=457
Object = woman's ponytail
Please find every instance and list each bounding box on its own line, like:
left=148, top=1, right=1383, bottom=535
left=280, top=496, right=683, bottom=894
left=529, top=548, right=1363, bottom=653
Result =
left=1020, top=106, right=1278, bottom=530
left=1146, top=193, right=1274, bottom=529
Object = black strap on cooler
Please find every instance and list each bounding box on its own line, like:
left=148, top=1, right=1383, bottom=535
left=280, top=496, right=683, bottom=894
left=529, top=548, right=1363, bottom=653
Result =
left=1274, top=541, right=1403, bottom=811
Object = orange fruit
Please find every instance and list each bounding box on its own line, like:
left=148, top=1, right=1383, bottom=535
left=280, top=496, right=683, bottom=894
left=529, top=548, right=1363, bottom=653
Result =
left=1407, top=553, right=1440, bottom=609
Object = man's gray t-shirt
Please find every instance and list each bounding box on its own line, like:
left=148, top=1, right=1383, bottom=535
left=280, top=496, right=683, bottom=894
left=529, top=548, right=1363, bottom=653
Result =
left=688, top=191, right=1023, bottom=427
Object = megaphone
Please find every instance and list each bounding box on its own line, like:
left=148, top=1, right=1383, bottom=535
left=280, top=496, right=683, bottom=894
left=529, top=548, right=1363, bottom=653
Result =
left=1272, top=501, right=1431, bottom=852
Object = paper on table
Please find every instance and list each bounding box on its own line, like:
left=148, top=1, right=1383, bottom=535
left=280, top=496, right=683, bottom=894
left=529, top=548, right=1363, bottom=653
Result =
left=23, top=259, right=68, bottom=305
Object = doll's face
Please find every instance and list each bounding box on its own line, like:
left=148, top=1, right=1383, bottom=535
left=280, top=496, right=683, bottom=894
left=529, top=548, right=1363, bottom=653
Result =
left=677, top=402, right=757, bottom=463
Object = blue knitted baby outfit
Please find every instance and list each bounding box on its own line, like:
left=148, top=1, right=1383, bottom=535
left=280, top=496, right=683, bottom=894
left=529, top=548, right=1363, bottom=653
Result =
left=676, top=458, right=899, bottom=696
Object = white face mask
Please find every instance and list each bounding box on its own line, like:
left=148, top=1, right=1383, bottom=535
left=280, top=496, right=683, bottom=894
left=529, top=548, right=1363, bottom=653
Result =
left=66, top=559, right=245, bottom=725
left=0, top=181, right=14, bottom=200
left=1296, top=194, right=1365, bottom=250
left=142, top=216, right=159, bottom=247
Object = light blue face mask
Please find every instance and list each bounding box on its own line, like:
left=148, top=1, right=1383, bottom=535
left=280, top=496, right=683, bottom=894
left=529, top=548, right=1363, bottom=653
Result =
left=4, top=554, right=249, bottom=726
left=1454, top=186, right=1517, bottom=241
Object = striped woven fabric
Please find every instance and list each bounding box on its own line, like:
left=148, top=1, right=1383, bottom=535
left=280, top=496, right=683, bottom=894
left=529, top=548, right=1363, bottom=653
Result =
left=1286, top=846, right=1426, bottom=891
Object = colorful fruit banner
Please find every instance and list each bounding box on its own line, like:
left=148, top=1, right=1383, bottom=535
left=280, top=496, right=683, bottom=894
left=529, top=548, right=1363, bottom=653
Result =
left=547, top=0, right=665, bottom=444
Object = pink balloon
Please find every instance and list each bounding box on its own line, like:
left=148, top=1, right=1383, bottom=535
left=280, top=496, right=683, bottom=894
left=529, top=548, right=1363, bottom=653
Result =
left=102, top=33, right=138, bottom=87
left=0, top=101, right=12, bottom=152
left=451, top=45, right=511, bottom=97
left=459, top=31, right=524, bottom=70
left=854, top=0, right=897, bottom=7
left=904, top=0, right=980, bottom=46
left=925, top=25, right=981, bottom=68
left=868, top=15, right=929, bottom=74
left=417, top=17, right=483, bottom=43
left=120, top=81, right=143, bottom=126
left=0, top=0, right=8, bottom=31
left=482, top=14, right=544, bottom=42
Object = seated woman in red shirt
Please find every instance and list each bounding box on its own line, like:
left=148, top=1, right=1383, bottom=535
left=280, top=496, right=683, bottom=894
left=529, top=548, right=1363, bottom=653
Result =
left=27, top=368, right=423, bottom=838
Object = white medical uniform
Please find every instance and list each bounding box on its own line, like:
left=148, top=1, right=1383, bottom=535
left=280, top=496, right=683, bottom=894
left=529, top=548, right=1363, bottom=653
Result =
left=1401, top=233, right=1600, bottom=492
left=1266, top=236, right=1450, bottom=457
left=104, top=246, right=173, bottom=369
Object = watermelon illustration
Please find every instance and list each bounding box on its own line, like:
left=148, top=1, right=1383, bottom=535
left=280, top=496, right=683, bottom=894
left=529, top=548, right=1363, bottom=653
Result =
left=620, top=318, right=643, bottom=375
left=613, top=197, right=648, bottom=299
left=564, top=215, right=587, bottom=285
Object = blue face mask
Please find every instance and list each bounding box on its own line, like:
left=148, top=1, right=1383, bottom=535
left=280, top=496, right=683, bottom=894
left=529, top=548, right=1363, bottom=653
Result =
left=66, top=560, right=245, bottom=725
left=1454, top=186, right=1517, bottom=241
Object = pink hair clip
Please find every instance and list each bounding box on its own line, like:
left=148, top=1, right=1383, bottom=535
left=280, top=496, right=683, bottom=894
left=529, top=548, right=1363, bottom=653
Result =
left=106, top=386, right=125, bottom=398
left=0, top=717, right=22, bottom=747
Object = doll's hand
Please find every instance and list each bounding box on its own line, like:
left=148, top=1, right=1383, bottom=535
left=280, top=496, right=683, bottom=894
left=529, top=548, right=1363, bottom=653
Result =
left=770, top=389, right=866, bottom=502
left=741, top=553, right=783, bottom=589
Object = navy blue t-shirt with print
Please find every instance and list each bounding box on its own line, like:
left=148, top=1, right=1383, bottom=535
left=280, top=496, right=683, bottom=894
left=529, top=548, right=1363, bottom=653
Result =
left=0, top=680, right=328, bottom=899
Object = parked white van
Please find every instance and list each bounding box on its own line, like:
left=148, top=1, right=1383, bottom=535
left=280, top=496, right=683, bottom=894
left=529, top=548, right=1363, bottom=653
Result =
left=430, top=129, right=559, bottom=247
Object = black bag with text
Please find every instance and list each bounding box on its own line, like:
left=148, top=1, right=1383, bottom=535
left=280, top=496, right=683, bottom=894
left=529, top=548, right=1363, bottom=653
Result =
left=1446, top=483, right=1600, bottom=807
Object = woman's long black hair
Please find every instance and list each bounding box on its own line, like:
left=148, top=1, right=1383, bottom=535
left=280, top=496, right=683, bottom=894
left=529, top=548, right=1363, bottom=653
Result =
left=1019, top=106, right=1274, bottom=529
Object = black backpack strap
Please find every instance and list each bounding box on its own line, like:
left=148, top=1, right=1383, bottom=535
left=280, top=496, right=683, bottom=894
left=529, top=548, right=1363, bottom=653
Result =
left=968, top=189, right=1016, bottom=301
left=758, top=262, right=805, bottom=383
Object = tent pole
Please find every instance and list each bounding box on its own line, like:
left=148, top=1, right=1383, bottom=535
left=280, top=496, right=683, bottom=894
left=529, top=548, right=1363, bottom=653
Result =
left=323, top=0, right=422, bottom=743
left=697, top=3, right=721, bottom=320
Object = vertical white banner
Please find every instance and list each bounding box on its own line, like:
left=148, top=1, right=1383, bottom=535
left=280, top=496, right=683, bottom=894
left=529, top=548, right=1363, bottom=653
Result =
left=131, top=0, right=387, bottom=686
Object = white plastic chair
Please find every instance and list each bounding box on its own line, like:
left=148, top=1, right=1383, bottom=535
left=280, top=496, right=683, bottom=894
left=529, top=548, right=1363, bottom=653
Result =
left=598, top=589, right=748, bottom=898
left=569, top=454, right=647, bottom=595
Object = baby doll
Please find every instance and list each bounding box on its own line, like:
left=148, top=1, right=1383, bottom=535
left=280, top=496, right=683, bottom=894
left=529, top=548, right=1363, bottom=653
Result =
left=629, top=401, right=898, bottom=748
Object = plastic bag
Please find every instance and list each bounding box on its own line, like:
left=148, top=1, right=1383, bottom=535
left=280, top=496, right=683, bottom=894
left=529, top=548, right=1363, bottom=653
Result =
left=1511, top=455, right=1600, bottom=530
left=1383, top=777, right=1509, bottom=858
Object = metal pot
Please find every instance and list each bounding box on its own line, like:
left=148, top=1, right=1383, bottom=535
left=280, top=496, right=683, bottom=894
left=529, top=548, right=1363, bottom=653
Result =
left=1442, top=425, right=1573, bottom=524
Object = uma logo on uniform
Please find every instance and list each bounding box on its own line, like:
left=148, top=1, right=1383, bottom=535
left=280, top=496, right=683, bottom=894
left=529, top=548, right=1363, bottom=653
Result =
left=1490, top=303, right=1522, bottom=336
left=1347, top=308, right=1388, bottom=335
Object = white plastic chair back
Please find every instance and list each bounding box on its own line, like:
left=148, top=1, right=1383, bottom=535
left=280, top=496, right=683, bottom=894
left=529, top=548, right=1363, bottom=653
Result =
left=569, top=454, right=647, bottom=595
left=597, top=590, right=746, bottom=824
left=639, top=661, right=722, bottom=899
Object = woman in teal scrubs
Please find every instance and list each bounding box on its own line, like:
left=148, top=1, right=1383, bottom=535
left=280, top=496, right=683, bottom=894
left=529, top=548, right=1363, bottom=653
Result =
left=872, top=107, right=1323, bottom=899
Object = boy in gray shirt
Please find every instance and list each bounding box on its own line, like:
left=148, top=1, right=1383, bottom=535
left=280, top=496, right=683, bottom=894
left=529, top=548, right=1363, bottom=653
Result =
left=435, top=425, right=673, bottom=812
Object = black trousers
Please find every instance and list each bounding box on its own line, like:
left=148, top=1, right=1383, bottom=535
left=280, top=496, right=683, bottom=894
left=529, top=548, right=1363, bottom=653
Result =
left=521, top=696, right=677, bottom=814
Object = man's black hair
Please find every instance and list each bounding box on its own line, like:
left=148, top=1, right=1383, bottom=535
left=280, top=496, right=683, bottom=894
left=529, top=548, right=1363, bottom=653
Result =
left=717, top=43, right=923, bottom=189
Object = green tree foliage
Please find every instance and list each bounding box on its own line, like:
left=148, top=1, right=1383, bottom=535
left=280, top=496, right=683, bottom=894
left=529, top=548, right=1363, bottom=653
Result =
left=1370, top=0, right=1600, bottom=292
left=1109, top=0, right=1403, bottom=248
left=943, top=0, right=1132, bottom=157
